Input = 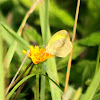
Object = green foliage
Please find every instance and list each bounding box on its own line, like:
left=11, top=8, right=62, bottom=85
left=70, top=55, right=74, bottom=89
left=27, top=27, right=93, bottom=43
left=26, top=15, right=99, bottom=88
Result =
left=0, top=0, right=100, bottom=100
left=0, top=34, right=5, bottom=100
left=0, top=23, right=30, bottom=48
left=81, top=68, right=100, bottom=100
left=39, top=0, right=61, bottom=100
left=93, top=94, right=100, bottom=100
left=79, top=32, right=100, bottom=46
left=23, top=25, right=42, bottom=45
left=7, top=73, right=36, bottom=100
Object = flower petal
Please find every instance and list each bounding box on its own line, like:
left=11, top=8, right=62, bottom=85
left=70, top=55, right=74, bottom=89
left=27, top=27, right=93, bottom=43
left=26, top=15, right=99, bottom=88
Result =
left=23, top=46, right=54, bottom=64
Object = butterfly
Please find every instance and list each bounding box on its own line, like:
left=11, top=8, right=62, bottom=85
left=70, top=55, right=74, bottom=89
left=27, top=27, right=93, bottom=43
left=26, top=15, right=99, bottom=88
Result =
left=46, top=30, right=72, bottom=57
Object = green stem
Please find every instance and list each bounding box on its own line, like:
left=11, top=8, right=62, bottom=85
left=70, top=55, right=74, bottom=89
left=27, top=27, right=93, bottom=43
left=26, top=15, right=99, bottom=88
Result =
left=95, top=45, right=100, bottom=74
left=34, top=89, right=37, bottom=100
left=40, top=63, right=46, bottom=100
left=44, top=0, right=50, bottom=44
left=12, top=63, right=34, bottom=100
left=0, top=34, right=5, bottom=100
left=39, top=0, right=50, bottom=100
left=36, top=66, right=39, bottom=100
left=39, top=0, right=50, bottom=45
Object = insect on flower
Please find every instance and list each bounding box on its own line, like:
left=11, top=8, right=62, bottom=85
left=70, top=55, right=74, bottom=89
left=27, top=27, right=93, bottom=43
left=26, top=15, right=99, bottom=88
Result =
left=23, top=30, right=72, bottom=64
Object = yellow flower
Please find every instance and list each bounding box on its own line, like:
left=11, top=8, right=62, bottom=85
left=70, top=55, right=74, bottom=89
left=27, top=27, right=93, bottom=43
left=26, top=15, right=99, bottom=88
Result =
left=23, top=46, right=54, bottom=64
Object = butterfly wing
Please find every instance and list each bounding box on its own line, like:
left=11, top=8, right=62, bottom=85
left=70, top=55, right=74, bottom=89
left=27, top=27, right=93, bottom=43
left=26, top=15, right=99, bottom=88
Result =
left=47, top=30, right=70, bottom=47
left=46, top=38, right=72, bottom=57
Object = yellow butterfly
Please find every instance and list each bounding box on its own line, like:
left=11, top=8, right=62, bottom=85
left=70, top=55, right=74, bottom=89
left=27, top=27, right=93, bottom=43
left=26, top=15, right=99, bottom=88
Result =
left=46, top=30, right=72, bottom=57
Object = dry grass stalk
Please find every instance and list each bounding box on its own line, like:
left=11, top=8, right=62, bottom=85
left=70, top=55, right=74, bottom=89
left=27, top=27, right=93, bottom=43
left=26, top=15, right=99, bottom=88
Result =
left=64, top=0, right=80, bottom=92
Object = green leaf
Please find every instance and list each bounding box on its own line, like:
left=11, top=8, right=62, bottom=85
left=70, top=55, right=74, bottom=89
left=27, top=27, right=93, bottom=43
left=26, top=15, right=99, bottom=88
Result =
left=39, top=0, right=50, bottom=100
left=0, top=23, right=30, bottom=71
left=0, top=24, right=29, bottom=62
left=92, top=93, right=100, bottom=100
left=23, top=25, right=42, bottom=45
left=72, top=88, right=82, bottom=100
left=95, top=46, right=100, bottom=76
left=34, top=1, right=74, bottom=29
left=93, top=0, right=100, bottom=8
left=0, top=24, right=14, bottom=45
left=96, top=84, right=100, bottom=92
left=81, top=68, right=100, bottom=100
left=0, top=0, right=7, bottom=4
left=19, top=0, right=35, bottom=8
left=1, top=25, right=29, bottom=65
left=0, top=22, right=30, bottom=48
left=0, top=11, right=6, bottom=23
left=70, top=60, right=96, bottom=87
left=39, top=0, right=51, bottom=45
left=3, top=41, right=18, bottom=72
left=47, top=58, right=61, bottom=100
left=7, top=73, right=36, bottom=100
left=50, top=1, right=74, bottom=27
left=79, top=32, right=100, bottom=46
left=41, top=73, right=63, bottom=93
left=39, top=0, right=61, bottom=100
left=0, top=34, right=5, bottom=100
left=0, top=24, right=19, bottom=72
left=40, top=63, right=46, bottom=100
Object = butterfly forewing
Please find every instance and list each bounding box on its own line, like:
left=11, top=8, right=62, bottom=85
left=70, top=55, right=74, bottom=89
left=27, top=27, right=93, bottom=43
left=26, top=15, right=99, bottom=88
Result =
left=47, top=30, right=70, bottom=47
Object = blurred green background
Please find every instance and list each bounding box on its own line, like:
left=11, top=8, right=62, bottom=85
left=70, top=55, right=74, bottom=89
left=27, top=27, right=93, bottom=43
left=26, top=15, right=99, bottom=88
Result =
left=0, top=0, right=100, bottom=100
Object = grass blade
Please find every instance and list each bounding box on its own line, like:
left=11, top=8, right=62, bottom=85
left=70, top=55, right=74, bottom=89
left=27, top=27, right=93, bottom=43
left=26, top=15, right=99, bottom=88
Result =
left=36, top=65, right=39, bottom=100
left=81, top=68, right=100, bottom=100
left=39, top=0, right=50, bottom=44
left=6, top=73, right=36, bottom=100
left=5, top=50, right=30, bottom=95
left=81, top=44, right=100, bottom=100
left=0, top=23, right=30, bottom=48
left=39, top=0, right=61, bottom=99
left=0, top=0, right=39, bottom=73
left=72, top=88, right=82, bottom=100
left=95, top=45, right=100, bottom=74
left=39, top=0, right=50, bottom=100
left=3, top=41, right=17, bottom=73
left=40, top=63, right=46, bottom=100
left=0, top=23, right=30, bottom=74
left=47, top=59, right=61, bottom=100
left=0, top=34, right=5, bottom=100
left=40, top=74, right=63, bottom=93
